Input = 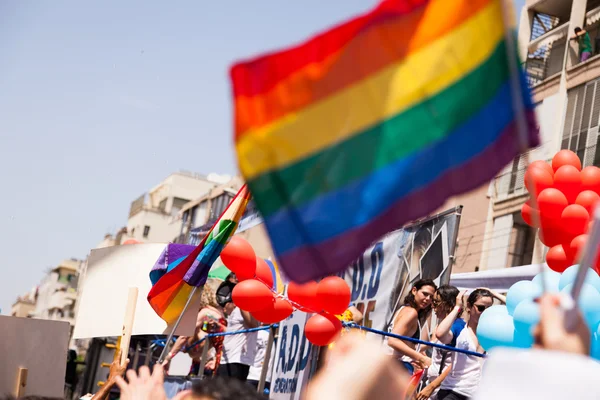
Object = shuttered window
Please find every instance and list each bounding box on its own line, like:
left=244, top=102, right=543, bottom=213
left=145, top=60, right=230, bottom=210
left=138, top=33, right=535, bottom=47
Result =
left=562, top=81, right=600, bottom=167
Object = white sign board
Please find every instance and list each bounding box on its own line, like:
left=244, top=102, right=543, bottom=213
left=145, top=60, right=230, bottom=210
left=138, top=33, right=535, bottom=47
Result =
left=0, top=316, right=70, bottom=398
left=269, top=311, right=314, bottom=400
left=73, top=244, right=200, bottom=338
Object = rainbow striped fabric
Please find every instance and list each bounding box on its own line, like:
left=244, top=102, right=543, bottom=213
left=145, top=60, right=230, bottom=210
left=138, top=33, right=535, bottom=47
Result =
left=231, top=0, right=539, bottom=282
left=148, top=186, right=251, bottom=323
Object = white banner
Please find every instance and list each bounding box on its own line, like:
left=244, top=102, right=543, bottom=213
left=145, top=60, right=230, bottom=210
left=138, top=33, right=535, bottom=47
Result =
left=340, top=208, right=460, bottom=338
left=73, top=244, right=200, bottom=338
left=339, top=232, right=398, bottom=339
left=269, top=311, right=314, bottom=400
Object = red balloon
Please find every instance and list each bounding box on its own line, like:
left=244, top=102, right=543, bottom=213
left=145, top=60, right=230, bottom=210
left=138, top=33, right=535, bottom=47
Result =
left=304, top=313, right=342, bottom=346
left=581, top=166, right=600, bottom=195
left=530, top=160, right=554, bottom=177
left=521, top=200, right=540, bottom=227
left=232, top=279, right=275, bottom=312
left=316, top=277, right=351, bottom=315
left=554, top=165, right=582, bottom=204
left=539, top=227, right=568, bottom=248
left=561, top=204, right=589, bottom=236
left=552, top=150, right=582, bottom=172
left=252, top=297, right=293, bottom=324
left=253, top=258, right=274, bottom=288
left=570, top=234, right=588, bottom=262
left=546, top=244, right=573, bottom=273
left=287, top=281, right=321, bottom=312
left=537, top=188, right=568, bottom=219
left=221, top=237, right=256, bottom=280
left=575, top=190, right=600, bottom=214
left=524, top=166, right=554, bottom=197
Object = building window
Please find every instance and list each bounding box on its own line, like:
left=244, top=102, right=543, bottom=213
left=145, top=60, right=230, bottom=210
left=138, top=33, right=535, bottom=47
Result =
left=131, top=228, right=135, bottom=236
left=507, top=212, right=536, bottom=268
left=210, top=193, right=233, bottom=220
left=562, top=82, right=600, bottom=167
left=143, top=225, right=151, bottom=238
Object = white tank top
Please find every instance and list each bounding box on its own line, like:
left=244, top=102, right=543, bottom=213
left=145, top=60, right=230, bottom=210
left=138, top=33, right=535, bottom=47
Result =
left=385, top=306, right=422, bottom=363
left=441, top=327, right=484, bottom=397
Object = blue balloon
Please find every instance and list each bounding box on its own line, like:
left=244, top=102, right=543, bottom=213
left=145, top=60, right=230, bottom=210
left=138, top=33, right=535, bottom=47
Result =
left=532, top=271, right=561, bottom=293
left=477, top=314, right=516, bottom=351
left=506, top=281, right=542, bottom=315
left=561, top=283, right=600, bottom=328
left=559, top=265, right=600, bottom=292
left=513, top=299, right=540, bottom=335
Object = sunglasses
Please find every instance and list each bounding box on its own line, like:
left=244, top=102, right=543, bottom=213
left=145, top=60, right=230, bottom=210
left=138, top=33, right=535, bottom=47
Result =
left=474, top=304, right=488, bottom=312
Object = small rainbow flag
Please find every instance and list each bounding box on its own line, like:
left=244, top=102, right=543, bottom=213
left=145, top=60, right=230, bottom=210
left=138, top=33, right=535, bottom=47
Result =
left=231, top=0, right=538, bottom=282
left=405, top=368, right=425, bottom=399
left=148, top=185, right=251, bottom=323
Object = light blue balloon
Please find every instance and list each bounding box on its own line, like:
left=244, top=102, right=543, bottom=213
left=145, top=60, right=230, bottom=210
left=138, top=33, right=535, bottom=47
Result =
left=506, top=281, right=542, bottom=315
left=478, top=305, right=509, bottom=335
left=561, top=283, right=600, bottom=329
left=477, top=314, right=516, bottom=351
left=590, top=324, right=600, bottom=360
left=513, top=326, right=534, bottom=349
left=532, top=271, right=561, bottom=293
left=559, top=265, right=600, bottom=292
left=513, top=299, right=540, bottom=335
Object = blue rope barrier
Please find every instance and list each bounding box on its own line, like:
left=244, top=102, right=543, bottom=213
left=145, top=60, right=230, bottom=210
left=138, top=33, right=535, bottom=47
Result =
left=343, top=322, right=486, bottom=358
left=153, top=324, right=278, bottom=351
left=154, top=321, right=485, bottom=358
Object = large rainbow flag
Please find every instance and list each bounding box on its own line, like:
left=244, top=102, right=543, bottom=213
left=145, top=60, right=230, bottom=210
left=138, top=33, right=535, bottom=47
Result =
left=148, top=185, right=251, bottom=323
left=231, top=0, right=539, bottom=282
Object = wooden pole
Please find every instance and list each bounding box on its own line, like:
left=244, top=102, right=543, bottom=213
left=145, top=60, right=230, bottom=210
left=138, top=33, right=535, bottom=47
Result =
left=120, top=287, right=139, bottom=365
left=257, top=326, right=276, bottom=394
left=198, top=337, right=210, bottom=379
left=14, top=367, right=27, bottom=397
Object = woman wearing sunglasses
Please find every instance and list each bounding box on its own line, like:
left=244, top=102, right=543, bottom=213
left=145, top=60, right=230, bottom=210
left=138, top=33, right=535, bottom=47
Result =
left=416, top=285, right=465, bottom=400
left=387, top=279, right=437, bottom=374
left=434, top=288, right=494, bottom=400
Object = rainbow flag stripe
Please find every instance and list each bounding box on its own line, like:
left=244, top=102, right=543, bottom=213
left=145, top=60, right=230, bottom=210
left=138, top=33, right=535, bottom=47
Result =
left=148, top=186, right=251, bottom=323
left=231, top=0, right=538, bottom=282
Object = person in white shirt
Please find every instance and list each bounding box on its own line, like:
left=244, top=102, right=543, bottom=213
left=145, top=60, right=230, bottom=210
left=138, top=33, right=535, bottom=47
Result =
left=435, top=289, right=493, bottom=400
left=246, top=326, right=275, bottom=393
left=215, top=280, right=259, bottom=381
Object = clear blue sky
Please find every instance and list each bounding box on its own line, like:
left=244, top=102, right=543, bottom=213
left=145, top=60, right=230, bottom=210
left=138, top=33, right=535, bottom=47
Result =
left=0, top=0, right=525, bottom=313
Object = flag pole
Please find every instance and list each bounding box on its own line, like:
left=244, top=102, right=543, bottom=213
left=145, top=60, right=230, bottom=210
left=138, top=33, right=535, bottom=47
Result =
left=157, top=285, right=199, bottom=364
left=499, top=0, right=549, bottom=295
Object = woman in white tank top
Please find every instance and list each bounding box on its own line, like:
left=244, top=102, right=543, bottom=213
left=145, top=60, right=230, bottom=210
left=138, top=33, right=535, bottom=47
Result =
left=435, top=289, right=494, bottom=400
left=416, top=285, right=465, bottom=400
left=386, top=279, right=437, bottom=375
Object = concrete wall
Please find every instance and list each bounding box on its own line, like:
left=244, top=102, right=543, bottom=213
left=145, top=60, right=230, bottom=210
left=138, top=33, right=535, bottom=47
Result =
left=127, top=209, right=178, bottom=243
left=437, top=185, right=490, bottom=274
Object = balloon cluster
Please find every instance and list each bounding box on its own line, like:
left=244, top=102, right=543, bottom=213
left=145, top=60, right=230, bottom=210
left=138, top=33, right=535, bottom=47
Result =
left=220, top=236, right=351, bottom=346
left=477, top=265, right=600, bottom=359
left=521, top=150, right=600, bottom=273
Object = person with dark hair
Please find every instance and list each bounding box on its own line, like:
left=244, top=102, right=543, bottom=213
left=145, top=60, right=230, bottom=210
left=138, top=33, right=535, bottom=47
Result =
left=215, top=280, right=260, bottom=381
left=435, top=289, right=494, bottom=400
left=416, top=285, right=465, bottom=400
left=572, top=27, right=593, bottom=62
left=386, top=279, right=437, bottom=374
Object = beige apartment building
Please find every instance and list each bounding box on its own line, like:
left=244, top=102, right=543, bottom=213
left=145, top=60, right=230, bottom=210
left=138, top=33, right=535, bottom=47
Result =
left=34, top=259, right=82, bottom=334
left=476, top=0, right=600, bottom=271
left=11, top=288, right=37, bottom=318
left=126, top=171, right=231, bottom=244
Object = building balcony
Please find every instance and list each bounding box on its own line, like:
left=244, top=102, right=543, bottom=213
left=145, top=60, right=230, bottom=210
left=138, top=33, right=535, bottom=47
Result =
left=524, top=4, right=600, bottom=95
